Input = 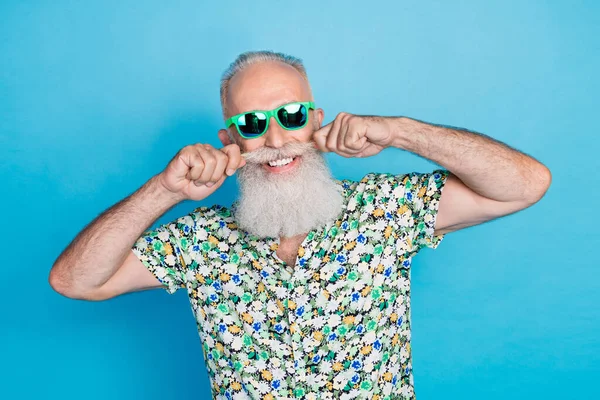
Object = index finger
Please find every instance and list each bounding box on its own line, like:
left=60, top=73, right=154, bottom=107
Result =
left=221, top=144, right=246, bottom=175
left=313, top=123, right=333, bottom=152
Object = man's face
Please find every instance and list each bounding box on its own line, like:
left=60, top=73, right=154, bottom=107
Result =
left=219, top=61, right=342, bottom=239
left=219, top=61, right=325, bottom=172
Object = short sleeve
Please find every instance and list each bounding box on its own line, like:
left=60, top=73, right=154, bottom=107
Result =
left=132, top=214, right=196, bottom=294
left=403, top=169, right=449, bottom=253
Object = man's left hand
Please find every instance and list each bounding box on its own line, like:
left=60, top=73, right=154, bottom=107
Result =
left=312, top=113, right=395, bottom=158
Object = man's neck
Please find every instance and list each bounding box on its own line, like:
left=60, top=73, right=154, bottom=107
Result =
left=277, top=233, right=308, bottom=266
left=279, top=232, right=308, bottom=244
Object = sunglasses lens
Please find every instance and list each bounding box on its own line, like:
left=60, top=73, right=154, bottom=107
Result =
left=277, top=103, right=308, bottom=129
left=237, top=112, right=267, bottom=136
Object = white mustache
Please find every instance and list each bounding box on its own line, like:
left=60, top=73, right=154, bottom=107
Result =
left=242, top=142, right=316, bottom=164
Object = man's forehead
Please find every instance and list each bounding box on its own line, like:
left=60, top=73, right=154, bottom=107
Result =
left=226, top=61, right=312, bottom=115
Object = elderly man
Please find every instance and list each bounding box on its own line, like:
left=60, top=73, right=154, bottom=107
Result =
left=49, top=51, right=551, bottom=400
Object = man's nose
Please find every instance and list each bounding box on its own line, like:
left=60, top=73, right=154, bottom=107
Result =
left=263, top=116, right=287, bottom=148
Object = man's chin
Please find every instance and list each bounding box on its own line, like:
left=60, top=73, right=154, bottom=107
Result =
left=234, top=142, right=343, bottom=239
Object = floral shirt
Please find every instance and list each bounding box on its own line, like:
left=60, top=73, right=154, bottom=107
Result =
left=132, top=170, right=448, bottom=400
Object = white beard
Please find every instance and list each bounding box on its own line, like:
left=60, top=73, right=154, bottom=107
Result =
left=234, top=142, right=344, bottom=239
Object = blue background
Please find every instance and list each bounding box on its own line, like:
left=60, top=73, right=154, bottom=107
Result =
left=2, top=0, right=598, bottom=399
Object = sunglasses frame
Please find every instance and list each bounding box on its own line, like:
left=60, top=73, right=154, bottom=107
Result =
left=225, top=101, right=316, bottom=139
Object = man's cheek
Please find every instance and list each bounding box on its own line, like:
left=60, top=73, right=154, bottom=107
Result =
left=239, top=138, right=263, bottom=154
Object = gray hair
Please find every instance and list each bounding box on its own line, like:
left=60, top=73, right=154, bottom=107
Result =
left=220, top=51, right=309, bottom=117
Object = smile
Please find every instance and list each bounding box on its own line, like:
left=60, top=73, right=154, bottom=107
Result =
left=268, top=157, right=294, bottom=167
left=263, top=156, right=301, bottom=173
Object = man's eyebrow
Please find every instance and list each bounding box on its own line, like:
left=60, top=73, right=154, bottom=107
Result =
left=237, top=100, right=301, bottom=114
left=272, top=99, right=300, bottom=109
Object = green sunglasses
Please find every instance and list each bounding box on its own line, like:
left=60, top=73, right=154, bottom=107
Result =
left=225, top=101, right=315, bottom=139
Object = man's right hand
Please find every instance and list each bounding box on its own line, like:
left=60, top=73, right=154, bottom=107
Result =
left=158, top=143, right=246, bottom=202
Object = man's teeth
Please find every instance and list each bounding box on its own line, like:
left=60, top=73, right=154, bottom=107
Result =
left=268, top=157, right=294, bottom=167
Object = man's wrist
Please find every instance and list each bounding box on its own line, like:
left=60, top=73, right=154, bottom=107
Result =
left=388, top=116, right=416, bottom=150
left=145, top=174, right=184, bottom=209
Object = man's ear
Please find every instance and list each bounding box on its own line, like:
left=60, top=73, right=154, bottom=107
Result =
left=218, top=129, right=233, bottom=146
left=316, top=108, right=325, bottom=128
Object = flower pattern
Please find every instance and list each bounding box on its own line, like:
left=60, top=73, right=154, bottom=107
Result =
left=133, top=170, right=448, bottom=399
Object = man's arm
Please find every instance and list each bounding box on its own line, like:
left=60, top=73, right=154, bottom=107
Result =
left=389, top=117, right=552, bottom=235
left=49, top=143, right=245, bottom=301
left=49, top=176, right=180, bottom=300
left=313, top=113, right=551, bottom=236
